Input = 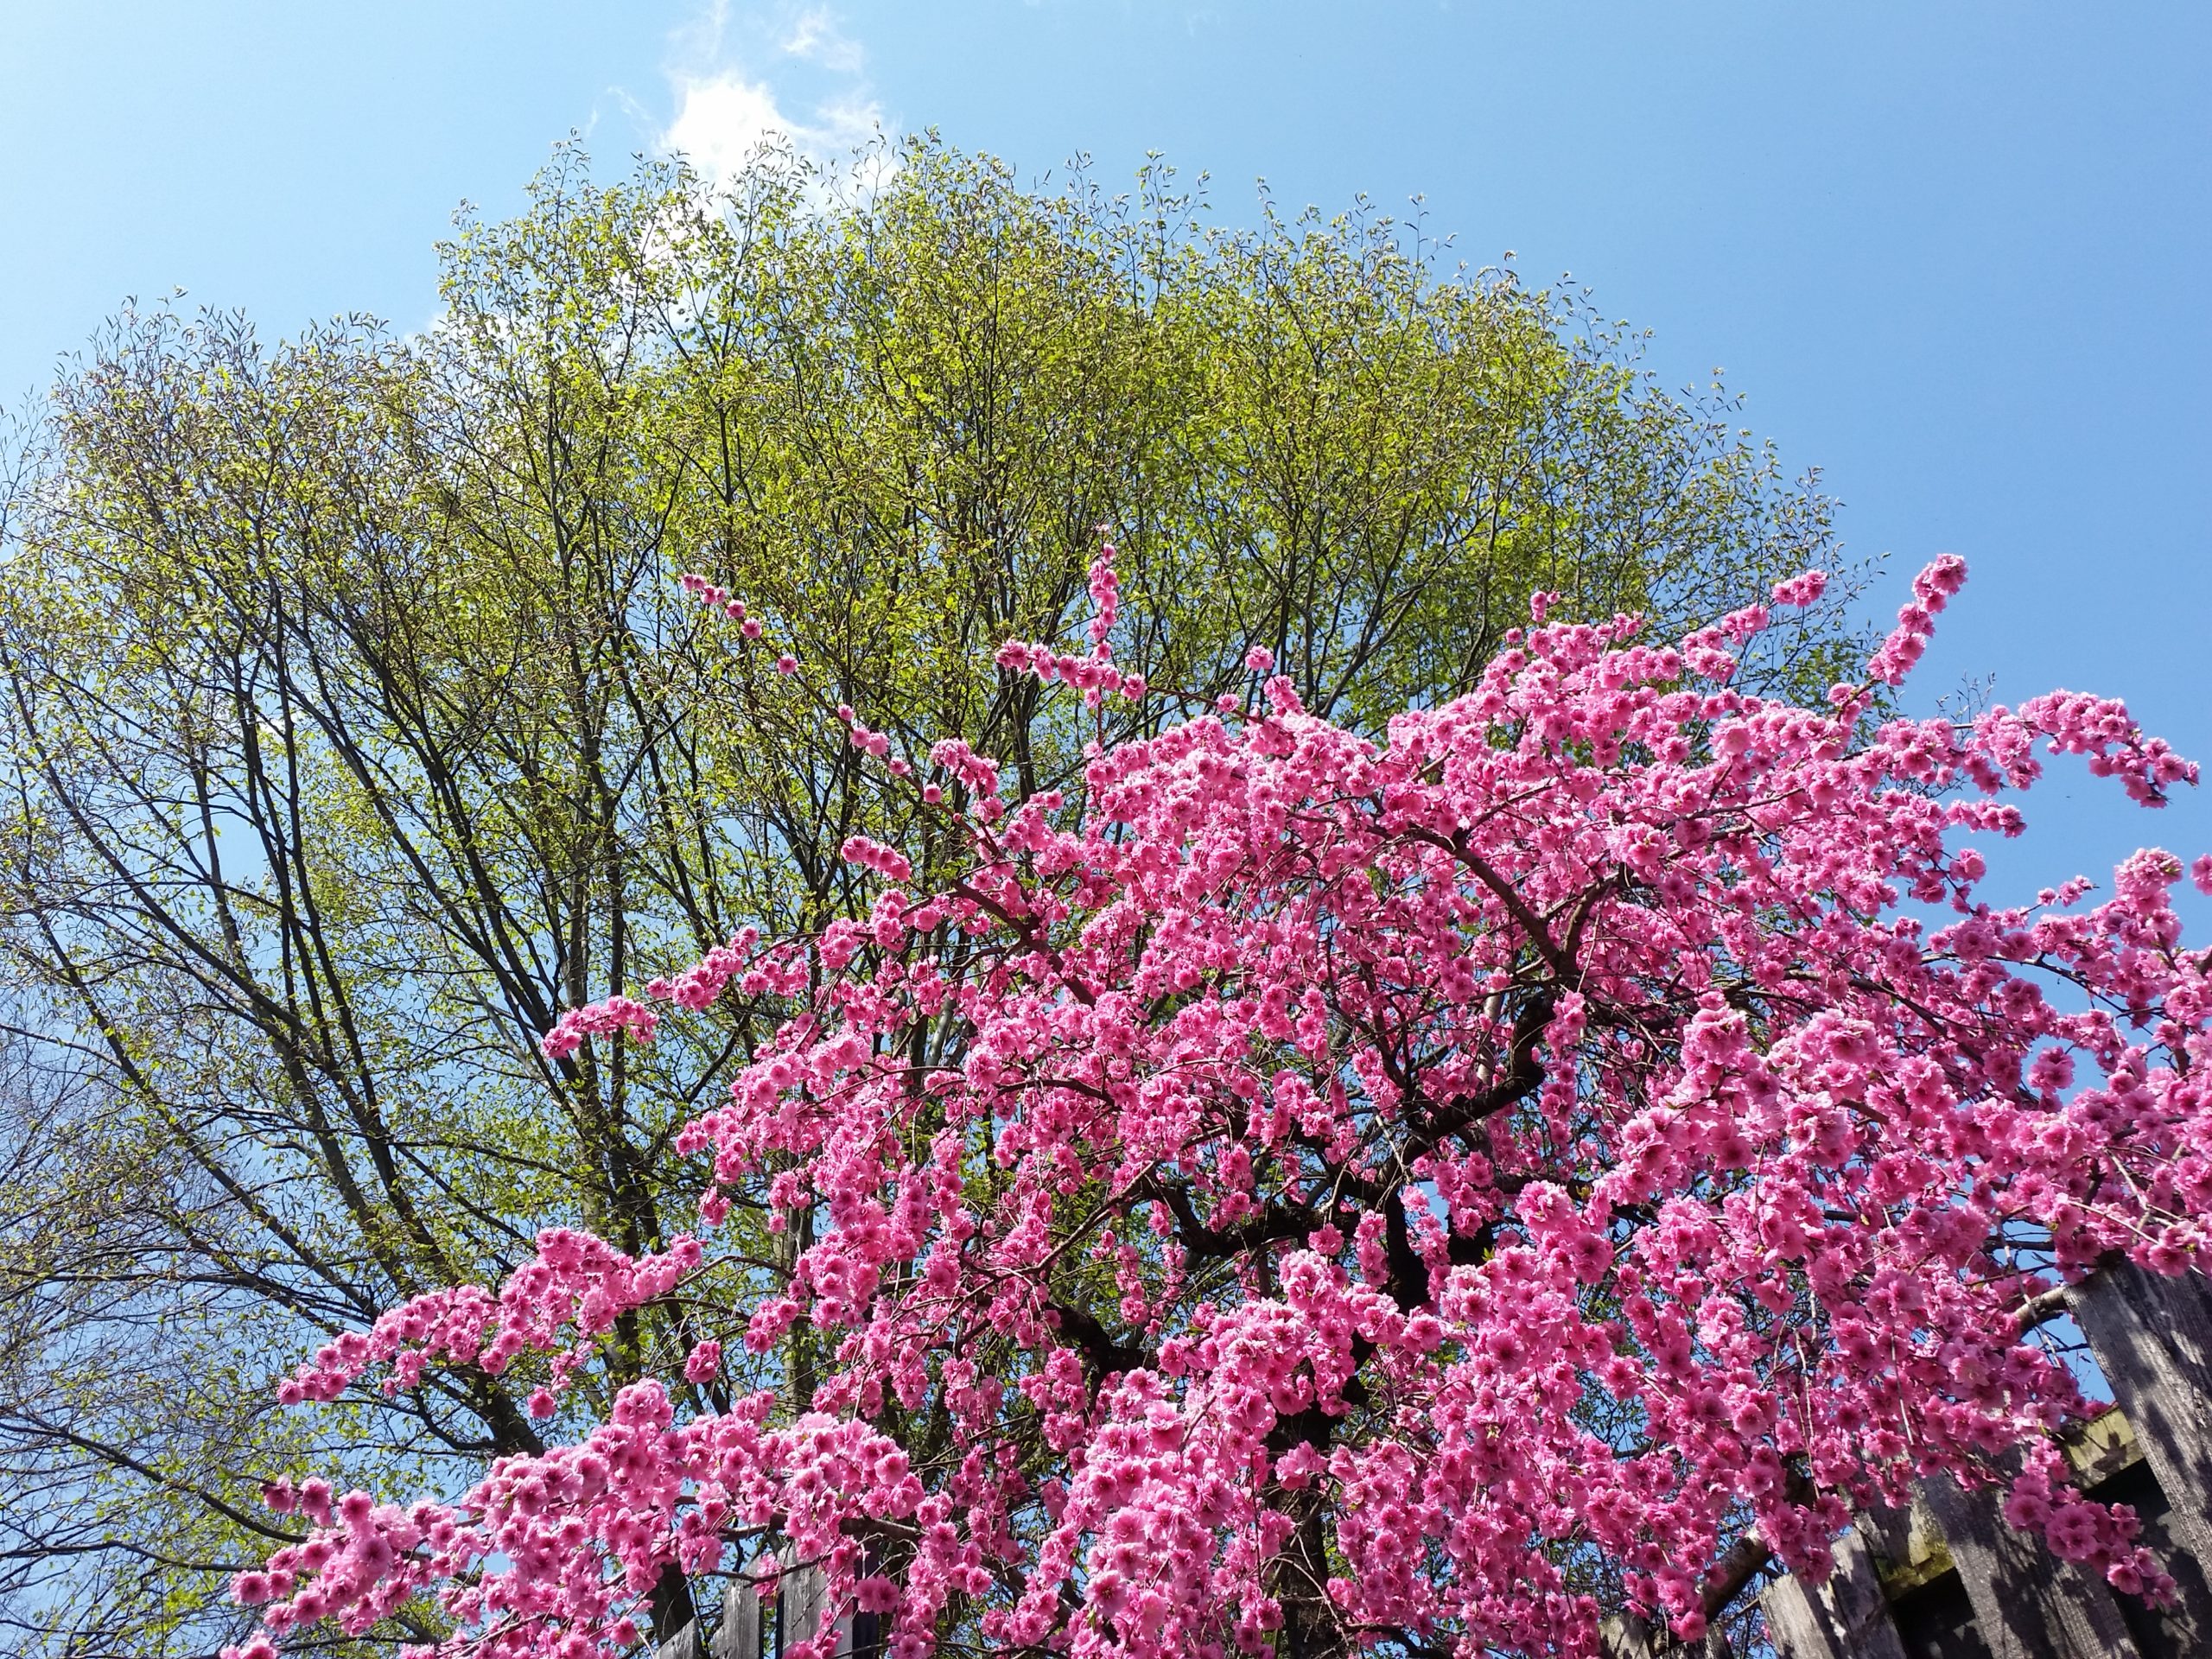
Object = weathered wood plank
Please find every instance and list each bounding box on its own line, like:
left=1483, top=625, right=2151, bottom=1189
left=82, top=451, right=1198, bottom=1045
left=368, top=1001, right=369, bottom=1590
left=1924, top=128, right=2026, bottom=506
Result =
left=777, top=1560, right=830, bottom=1656
left=1599, top=1613, right=1663, bottom=1658
left=1916, top=1472, right=2142, bottom=1658
left=1598, top=1612, right=1732, bottom=1656
left=714, top=1580, right=762, bottom=1659
left=1760, top=1523, right=1909, bottom=1659
left=2071, top=1261, right=2212, bottom=1569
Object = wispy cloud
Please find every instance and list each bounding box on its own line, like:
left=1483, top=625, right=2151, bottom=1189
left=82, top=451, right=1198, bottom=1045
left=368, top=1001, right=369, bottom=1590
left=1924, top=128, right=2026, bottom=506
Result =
left=782, top=7, right=866, bottom=73
left=659, top=3, right=892, bottom=184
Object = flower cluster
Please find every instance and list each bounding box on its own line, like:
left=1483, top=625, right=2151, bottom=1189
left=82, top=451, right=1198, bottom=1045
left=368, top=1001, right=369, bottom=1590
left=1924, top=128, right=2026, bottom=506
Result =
left=1865, top=552, right=1966, bottom=684
left=841, top=835, right=914, bottom=885
left=546, top=937, right=811, bottom=1065
left=680, top=571, right=766, bottom=639
left=539, top=994, right=656, bottom=1061
left=647, top=928, right=763, bottom=1013
left=276, top=1230, right=704, bottom=1408
left=995, top=542, right=1147, bottom=706
left=232, top=555, right=2212, bottom=1659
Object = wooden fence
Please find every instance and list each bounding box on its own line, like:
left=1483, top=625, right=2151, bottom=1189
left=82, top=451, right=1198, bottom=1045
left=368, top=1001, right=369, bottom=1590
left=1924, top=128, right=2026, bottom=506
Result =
left=1611, top=1259, right=2212, bottom=1658
left=651, top=1554, right=852, bottom=1659
left=657, top=1261, right=2212, bottom=1659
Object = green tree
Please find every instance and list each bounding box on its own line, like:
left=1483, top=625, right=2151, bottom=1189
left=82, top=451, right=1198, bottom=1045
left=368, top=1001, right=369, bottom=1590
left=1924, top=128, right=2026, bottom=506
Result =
left=0, top=135, right=1868, bottom=1656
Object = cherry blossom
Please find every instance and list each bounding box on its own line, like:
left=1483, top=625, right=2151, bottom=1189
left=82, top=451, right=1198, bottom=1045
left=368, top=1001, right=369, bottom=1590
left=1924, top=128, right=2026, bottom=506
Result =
left=229, top=553, right=2212, bottom=1659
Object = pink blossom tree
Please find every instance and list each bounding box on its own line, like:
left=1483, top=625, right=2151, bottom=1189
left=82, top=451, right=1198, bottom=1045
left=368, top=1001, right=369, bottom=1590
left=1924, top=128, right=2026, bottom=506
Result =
left=227, top=549, right=2212, bottom=1659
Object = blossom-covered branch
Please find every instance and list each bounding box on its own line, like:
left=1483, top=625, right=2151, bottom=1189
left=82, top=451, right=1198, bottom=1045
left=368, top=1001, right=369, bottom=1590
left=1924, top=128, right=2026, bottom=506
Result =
left=227, top=548, right=2212, bottom=1659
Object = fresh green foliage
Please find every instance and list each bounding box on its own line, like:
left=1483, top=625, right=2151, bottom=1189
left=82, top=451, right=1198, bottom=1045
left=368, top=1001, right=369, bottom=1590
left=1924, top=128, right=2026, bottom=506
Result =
left=0, top=134, right=1866, bottom=1656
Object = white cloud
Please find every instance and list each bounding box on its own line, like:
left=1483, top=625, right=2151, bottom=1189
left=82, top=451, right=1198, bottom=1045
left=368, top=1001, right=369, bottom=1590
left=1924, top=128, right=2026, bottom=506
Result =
left=782, top=7, right=865, bottom=73
left=659, top=3, right=892, bottom=187
left=665, top=72, right=796, bottom=177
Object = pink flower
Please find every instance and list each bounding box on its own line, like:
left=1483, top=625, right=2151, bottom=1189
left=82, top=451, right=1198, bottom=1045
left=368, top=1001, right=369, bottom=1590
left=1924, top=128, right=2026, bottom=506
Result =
left=238, top=555, right=2210, bottom=1659
left=684, top=1340, right=721, bottom=1384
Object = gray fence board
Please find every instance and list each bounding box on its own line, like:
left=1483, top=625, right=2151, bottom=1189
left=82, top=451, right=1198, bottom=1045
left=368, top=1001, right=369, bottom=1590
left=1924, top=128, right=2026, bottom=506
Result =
left=2070, top=1258, right=2212, bottom=1569
left=1911, top=1473, right=2140, bottom=1659
left=1761, top=1522, right=1909, bottom=1659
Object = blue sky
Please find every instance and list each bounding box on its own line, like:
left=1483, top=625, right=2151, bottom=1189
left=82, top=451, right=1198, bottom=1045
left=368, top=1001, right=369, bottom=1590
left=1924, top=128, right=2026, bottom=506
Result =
left=4, top=0, right=2207, bottom=912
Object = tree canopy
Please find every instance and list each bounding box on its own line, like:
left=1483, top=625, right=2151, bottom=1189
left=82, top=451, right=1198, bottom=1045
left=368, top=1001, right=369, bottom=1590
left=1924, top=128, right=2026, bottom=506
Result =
left=0, top=135, right=1866, bottom=1656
